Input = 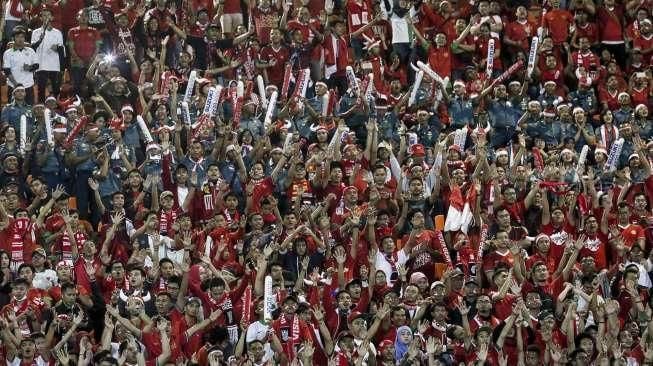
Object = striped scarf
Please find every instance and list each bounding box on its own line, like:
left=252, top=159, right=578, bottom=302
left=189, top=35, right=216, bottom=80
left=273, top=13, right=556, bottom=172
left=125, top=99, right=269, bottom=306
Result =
left=10, top=218, right=34, bottom=270
left=159, top=209, right=177, bottom=235
left=61, top=231, right=87, bottom=261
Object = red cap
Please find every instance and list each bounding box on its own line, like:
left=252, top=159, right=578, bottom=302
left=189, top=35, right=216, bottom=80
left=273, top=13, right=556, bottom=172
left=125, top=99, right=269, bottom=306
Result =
left=410, top=144, right=426, bottom=156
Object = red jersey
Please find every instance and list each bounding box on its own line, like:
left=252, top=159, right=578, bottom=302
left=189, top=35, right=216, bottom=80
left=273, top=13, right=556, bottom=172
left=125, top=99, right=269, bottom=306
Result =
left=574, top=22, right=599, bottom=45
left=403, top=229, right=446, bottom=280
left=597, top=6, right=624, bottom=43
left=428, top=45, right=452, bottom=79
left=482, top=250, right=514, bottom=274
left=475, top=36, right=502, bottom=70
left=252, top=7, right=279, bottom=45
left=73, top=256, right=102, bottom=294
left=540, top=222, right=575, bottom=263
left=259, top=45, right=290, bottom=87
left=287, top=19, right=321, bottom=43
left=142, top=330, right=184, bottom=363
left=633, top=34, right=653, bottom=59
left=222, top=0, right=240, bottom=14
left=543, top=9, right=573, bottom=45
left=347, top=0, right=372, bottom=35
left=598, top=87, right=622, bottom=111
left=571, top=50, right=599, bottom=69
left=504, top=19, right=536, bottom=51
left=579, top=232, right=609, bottom=268
left=630, top=86, right=650, bottom=108
left=68, top=26, right=102, bottom=63
left=61, top=0, right=85, bottom=30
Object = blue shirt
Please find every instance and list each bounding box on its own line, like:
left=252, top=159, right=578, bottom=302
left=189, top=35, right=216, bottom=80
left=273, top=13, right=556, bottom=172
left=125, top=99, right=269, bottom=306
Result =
left=72, top=139, right=99, bottom=173
left=447, top=97, right=474, bottom=128
left=488, top=100, right=521, bottom=129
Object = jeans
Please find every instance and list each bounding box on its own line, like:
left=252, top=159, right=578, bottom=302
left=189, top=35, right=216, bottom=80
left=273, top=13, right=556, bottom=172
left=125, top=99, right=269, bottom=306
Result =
left=350, top=38, right=364, bottom=61
left=70, top=66, right=89, bottom=98
left=490, top=126, right=516, bottom=148
left=392, top=42, right=411, bottom=65
left=74, top=170, right=99, bottom=227
left=35, top=71, right=61, bottom=102
left=3, top=20, right=20, bottom=42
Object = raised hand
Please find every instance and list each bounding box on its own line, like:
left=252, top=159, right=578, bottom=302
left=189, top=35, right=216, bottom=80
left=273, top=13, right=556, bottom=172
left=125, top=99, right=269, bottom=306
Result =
left=73, top=310, right=84, bottom=326
left=333, top=248, right=347, bottom=265
left=510, top=279, right=522, bottom=295
left=458, top=302, right=470, bottom=316
left=52, top=184, right=66, bottom=199
left=549, top=343, right=563, bottom=363
left=477, top=343, right=489, bottom=361
left=88, top=178, right=100, bottom=191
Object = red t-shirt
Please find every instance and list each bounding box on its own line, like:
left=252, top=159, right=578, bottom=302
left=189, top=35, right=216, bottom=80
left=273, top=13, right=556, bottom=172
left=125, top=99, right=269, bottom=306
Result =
left=571, top=50, right=599, bottom=69
left=630, top=86, right=650, bottom=108
left=142, top=330, right=184, bottom=363
left=482, top=250, right=514, bottom=274
left=253, top=7, right=279, bottom=45
left=402, top=229, right=446, bottom=280
left=598, top=87, right=622, bottom=111
left=540, top=222, right=576, bottom=263
left=597, top=6, right=624, bottom=42
left=575, top=22, right=599, bottom=45
left=61, top=0, right=85, bottom=30
left=522, top=275, right=565, bottom=300
left=633, top=34, right=653, bottom=59
left=222, top=0, right=240, bottom=14
left=259, top=45, right=290, bottom=87
left=347, top=0, right=372, bottom=34
left=579, top=232, right=609, bottom=268
left=475, top=36, right=502, bottom=70
left=428, top=45, right=452, bottom=79
left=68, top=26, right=102, bottom=63
left=504, top=19, right=536, bottom=51
left=543, top=9, right=573, bottom=45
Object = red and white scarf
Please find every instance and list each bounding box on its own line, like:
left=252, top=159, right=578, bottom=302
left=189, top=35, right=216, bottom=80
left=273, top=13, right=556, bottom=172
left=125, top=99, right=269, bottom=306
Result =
left=10, top=218, right=35, bottom=270
left=279, top=314, right=301, bottom=360
left=61, top=230, right=87, bottom=261
left=202, top=182, right=220, bottom=212
left=159, top=209, right=178, bottom=235
left=242, top=286, right=252, bottom=324
left=11, top=297, right=32, bottom=336
left=600, top=124, right=619, bottom=150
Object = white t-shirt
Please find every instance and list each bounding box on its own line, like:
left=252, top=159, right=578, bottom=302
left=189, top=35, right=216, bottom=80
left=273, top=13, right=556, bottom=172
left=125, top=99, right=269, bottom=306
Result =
left=143, top=234, right=185, bottom=267
left=30, top=27, right=64, bottom=72
left=2, top=46, right=38, bottom=88
left=7, top=356, right=48, bottom=366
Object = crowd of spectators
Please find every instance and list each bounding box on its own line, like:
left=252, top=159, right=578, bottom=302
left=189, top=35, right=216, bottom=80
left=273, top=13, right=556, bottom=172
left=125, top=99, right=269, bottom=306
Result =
left=0, top=0, right=652, bottom=364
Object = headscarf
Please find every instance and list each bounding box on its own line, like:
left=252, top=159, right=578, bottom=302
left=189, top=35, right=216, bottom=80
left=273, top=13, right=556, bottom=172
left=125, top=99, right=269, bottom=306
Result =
left=394, top=325, right=413, bottom=362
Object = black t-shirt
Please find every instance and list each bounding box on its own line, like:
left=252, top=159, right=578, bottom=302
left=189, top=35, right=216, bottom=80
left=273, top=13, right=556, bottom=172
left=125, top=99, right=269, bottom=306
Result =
left=186, top=36, right=234, bottom=70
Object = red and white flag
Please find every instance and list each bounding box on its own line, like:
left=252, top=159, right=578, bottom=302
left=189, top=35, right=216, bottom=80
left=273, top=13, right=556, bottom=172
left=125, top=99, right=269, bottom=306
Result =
left=444, top=184, right=476, bottom=234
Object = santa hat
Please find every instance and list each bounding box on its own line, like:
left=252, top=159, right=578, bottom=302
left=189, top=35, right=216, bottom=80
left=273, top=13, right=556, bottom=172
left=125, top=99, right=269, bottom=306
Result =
left=53, top=122, right=67, bottom=134
left=594, top=146, right=608, bottom=156
left=635, top=104, right=648, bottom=113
